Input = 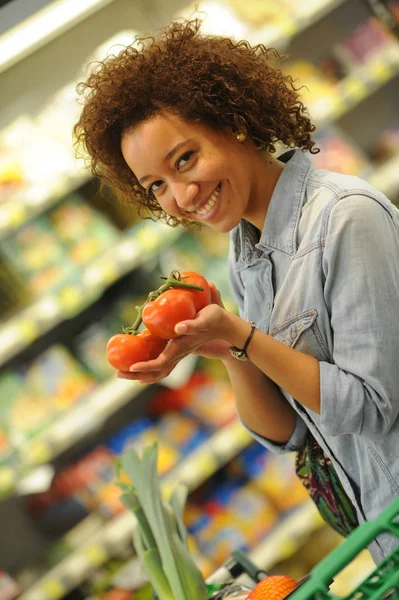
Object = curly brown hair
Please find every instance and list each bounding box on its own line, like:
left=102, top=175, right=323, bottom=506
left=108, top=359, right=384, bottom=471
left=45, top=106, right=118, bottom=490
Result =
left=74, top=18, right=318, bottom=226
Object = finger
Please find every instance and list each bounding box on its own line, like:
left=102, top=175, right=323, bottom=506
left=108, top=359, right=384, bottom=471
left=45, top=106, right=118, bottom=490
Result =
left=129, top=342, right=184, bottom=373
left=174, top=310, right=212, bottom=336
left=116, top=371, right=144, bottom=381
left=209, top=282, right=224, bottom=306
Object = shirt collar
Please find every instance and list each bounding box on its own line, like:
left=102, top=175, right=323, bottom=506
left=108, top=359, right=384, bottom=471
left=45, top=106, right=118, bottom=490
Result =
left=238, top=150, right=313, bottom=258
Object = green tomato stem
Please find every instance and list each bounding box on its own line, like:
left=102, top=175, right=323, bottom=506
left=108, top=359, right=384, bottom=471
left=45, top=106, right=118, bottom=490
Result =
left=124, top=270, right=204, bottom=334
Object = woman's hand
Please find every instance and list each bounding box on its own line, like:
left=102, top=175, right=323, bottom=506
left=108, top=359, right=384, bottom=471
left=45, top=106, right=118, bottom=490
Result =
left=116, top=283, right=232, bottom=383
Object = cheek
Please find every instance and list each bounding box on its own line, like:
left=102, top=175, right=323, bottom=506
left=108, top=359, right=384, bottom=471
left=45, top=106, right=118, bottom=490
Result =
left=156, top=193, right=180, bottom=217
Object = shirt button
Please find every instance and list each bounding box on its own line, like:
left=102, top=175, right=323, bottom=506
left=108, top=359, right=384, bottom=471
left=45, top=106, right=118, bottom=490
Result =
left=267, top=303, right=271, bottom=310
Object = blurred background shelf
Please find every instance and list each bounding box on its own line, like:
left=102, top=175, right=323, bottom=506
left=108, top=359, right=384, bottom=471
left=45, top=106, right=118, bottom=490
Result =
left=18, top=419, right=252, bottom=600
left=0, top=223, right=181, bottom=367
left=1, top=0, right=398, bottom=596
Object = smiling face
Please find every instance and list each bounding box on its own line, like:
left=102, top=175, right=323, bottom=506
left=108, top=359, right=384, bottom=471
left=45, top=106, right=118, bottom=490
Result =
left=121, top=111, right=276, bottom=232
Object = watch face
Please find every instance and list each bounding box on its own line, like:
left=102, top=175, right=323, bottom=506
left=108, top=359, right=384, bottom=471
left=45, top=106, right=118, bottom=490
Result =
left=228, top=346, right=248, bottom=361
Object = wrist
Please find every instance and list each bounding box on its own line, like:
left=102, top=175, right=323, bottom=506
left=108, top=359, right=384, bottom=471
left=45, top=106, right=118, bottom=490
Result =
left=221, top=311, right=253, bottom=346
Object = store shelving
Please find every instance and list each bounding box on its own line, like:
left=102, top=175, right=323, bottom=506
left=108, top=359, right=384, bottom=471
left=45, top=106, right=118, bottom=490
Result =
left=0, top=352, right=200, bottom=500
left=0, top=171, right=89, bottom=241
left=206, top=500, right=324, bottom=586
left=0, top=0, right=397, bottom=243
left=0, top=222, right=181, bottom=368
left=18, top=418, right=253, bottom=600
left=246, top=0, right=347, bottom=49
left=369, top=154, right=399, bottom=199
left=312, top=47, right=399, bottom=123
left=0, top=0, right=116, bottom=75
left=0, top=378, right=141, bottom=499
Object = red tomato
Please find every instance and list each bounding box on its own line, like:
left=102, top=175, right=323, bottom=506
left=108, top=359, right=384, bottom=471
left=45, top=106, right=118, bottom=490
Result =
left=138, top=329, right=168, bottom=359
left=178, top=271, right=211, bottom=312
left=142, top=289, right=197, bottom=339
left=106, top=333, right=150, bottom=371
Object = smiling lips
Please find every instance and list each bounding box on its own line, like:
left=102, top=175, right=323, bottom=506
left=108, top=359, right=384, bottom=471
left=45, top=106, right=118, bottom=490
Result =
left=192, top=183, right=221, bottom=217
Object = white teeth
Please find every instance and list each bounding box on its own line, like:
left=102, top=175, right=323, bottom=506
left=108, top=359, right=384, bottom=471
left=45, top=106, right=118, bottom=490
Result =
left=195, top=185, right=220, bottom=216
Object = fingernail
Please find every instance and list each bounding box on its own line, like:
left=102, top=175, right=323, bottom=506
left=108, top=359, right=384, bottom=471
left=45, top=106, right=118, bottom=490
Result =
left=129, top=366, right=139, bottom=372
left=175, top=323, right=187, bottom=335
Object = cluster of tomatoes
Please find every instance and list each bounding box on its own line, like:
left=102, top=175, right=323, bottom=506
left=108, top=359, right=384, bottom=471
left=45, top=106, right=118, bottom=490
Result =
left=106, top=271, right=211, bottom=372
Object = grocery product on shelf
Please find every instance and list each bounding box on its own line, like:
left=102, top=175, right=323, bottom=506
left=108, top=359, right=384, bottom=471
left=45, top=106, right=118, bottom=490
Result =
left=310, top=125, right=372, bottom=177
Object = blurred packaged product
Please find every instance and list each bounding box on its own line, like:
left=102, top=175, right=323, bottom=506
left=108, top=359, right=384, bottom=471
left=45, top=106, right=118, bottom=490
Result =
left=20, top=345, right=97, bottom=413
left=48, top=194, right=121, bottom=266
left=1, top=195, right=121, bottom=299
left=311, top=126, right=372, bottom=177
left=156, top=411, right=209, bottom=456
left=106, top=417, right=180, bottom=476
left=149, top=370, right=238, bottom=429
left=0, top=146, right=24, bottom=204
left=0, top=368, right=57, bottom=454
left=332, top=16, right=399, bottom=73
left=283, top=60, right=340, bottom=119
left=187, top=534, right=218, bottom=579
left=188, top=508, right=249, bottom=565
left=228, top=441, right=308, bottom=514
left=74, top=321, right=118, bottom=381
left=0, top=118, right=76, bottom=203
left=0, top=217, right=78, bottom=297
left=26, top=446, right=123, bottom=535
left=370, top=120, right=399, bottom=163
left=225, top=0, right=292, bottom=26
left=252, top=453, right=309, bottom=514
left=0, top=254, right=29, bottom=320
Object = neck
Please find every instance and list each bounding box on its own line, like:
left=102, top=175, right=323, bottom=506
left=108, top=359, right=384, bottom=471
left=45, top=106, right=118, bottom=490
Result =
left=246, top=152, right=285, bottom=231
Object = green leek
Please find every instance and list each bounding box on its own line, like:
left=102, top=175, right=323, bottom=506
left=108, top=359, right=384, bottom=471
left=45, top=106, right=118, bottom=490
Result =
left=117, top=443, right=208, bottom=600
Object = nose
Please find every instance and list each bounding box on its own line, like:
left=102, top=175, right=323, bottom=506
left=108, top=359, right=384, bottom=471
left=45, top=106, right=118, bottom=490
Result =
left=170, top=181, right=199, bottom=211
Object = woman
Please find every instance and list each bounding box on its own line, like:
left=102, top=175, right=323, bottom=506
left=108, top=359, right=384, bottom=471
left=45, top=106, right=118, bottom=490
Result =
left=74, top=19, right=399, bottom=564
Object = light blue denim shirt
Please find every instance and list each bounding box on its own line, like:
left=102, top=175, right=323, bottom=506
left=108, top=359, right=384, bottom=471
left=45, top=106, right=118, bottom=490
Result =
left=228, top=150, right=399, bottom=563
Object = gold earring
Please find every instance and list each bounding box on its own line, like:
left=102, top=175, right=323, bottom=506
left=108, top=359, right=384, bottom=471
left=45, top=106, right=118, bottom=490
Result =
left=236, top=132, right=246, bottom=143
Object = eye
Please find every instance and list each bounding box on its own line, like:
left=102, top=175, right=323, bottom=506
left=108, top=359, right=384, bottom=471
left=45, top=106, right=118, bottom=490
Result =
left=148, top=180, right=163, bottom=194
left=176, top=150, right=194, bottom=170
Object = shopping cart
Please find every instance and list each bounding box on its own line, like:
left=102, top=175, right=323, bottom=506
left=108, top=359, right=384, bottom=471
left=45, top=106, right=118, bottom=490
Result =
left=207, top=496, right=399, bottom=600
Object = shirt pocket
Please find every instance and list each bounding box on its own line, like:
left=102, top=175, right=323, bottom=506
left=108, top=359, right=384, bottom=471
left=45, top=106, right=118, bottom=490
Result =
left=270, top=309, right=331, bottom=362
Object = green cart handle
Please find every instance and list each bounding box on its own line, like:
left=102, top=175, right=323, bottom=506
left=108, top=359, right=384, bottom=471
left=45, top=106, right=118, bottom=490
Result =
left=290, top=497, right=399, bottom=600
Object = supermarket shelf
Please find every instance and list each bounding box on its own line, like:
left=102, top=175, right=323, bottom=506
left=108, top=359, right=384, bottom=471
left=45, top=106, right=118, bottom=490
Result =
left=369, top=154, right=399, bottom=199
left=0, top=0, right=115, bottom=75
left=313, top=48, right=399, bottom=125
left=0, top=222, right=181, bottom=368
left=0, top=377, right=142, bottom=499
left=206, top=501, right=324, bottom=586
left=248, top=501, right=324, bottom=571
left=18, top=419, right=252, bottom=600
left=0, top=354, right=199, bottom=500
left=246, top=0, right=347, bottom=49
left=0, top=171, right=90, bottom=241
left=0, top=4, right=396, bottom=240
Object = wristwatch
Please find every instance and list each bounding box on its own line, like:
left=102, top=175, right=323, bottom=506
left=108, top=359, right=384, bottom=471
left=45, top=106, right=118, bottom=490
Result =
left=228, top=322, right=256, bottom=361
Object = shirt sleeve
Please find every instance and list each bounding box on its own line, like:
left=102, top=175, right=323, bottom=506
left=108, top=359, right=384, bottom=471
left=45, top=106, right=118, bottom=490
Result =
left=320, top=193, right=399, bottom=439
left=239, top=409, right=308, bottom=454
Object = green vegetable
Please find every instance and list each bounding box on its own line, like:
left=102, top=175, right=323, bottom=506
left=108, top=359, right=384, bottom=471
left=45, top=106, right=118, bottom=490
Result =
left=117, top=443, right=208, bottom=600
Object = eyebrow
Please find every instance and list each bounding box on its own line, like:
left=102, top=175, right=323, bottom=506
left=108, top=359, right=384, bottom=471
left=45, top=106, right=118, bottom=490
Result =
left=138, top=139, right=193, bottom=185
